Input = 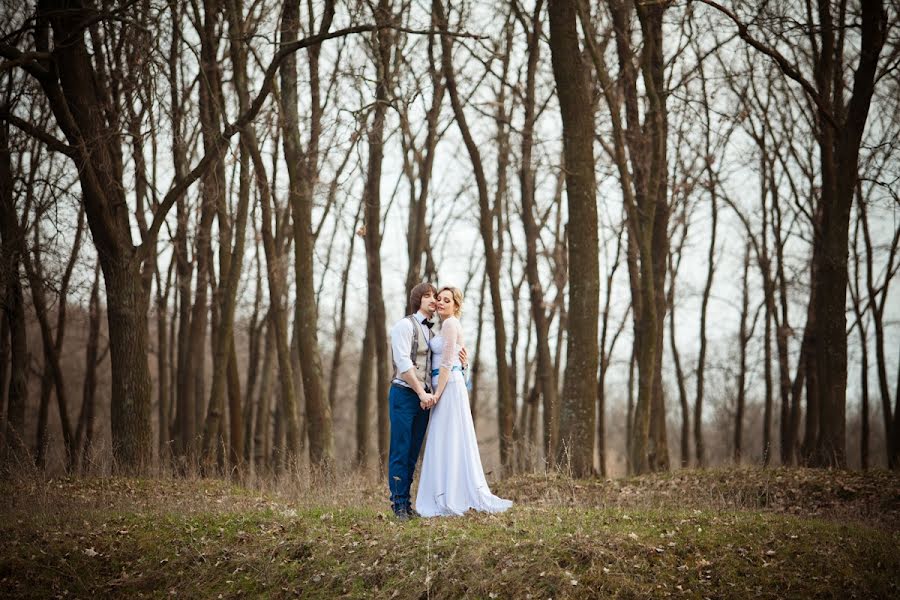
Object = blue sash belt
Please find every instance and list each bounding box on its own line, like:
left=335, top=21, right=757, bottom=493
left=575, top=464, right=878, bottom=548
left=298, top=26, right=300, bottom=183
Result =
left=431, top=366, right=464, bottom=377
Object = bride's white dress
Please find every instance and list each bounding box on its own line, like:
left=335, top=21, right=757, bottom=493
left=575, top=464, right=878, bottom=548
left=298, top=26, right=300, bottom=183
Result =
left=415, top=316, right=513, bottom=517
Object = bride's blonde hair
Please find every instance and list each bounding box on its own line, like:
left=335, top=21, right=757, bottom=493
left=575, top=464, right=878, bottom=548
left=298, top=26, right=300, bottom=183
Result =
left=437, top=286, right=463, bottom=318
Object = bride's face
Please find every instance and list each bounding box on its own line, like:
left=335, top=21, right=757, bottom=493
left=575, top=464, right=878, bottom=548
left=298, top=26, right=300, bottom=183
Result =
left=436, top=290, right=455, bottom=318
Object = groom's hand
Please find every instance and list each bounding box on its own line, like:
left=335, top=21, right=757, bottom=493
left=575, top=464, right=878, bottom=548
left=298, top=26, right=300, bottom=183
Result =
left=458, top=345, right=469, bottom=368
left=419, top=392, right=434, bottom=409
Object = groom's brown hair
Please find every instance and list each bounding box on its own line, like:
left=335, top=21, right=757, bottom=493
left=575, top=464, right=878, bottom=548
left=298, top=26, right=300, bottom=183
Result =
left=409, top=282, right=437, bottom=314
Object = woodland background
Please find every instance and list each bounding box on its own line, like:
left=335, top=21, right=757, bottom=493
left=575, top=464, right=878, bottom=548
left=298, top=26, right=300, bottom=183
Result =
left=1, top=0, right=899, bottom=481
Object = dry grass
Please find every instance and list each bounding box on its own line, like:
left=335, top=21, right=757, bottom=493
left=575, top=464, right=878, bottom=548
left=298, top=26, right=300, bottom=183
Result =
left=1, top=467, right=898, bottom=599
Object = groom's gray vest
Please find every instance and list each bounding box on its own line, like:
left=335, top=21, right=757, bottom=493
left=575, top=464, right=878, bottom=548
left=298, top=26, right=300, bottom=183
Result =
left=392, top=315, right=433, bottom=392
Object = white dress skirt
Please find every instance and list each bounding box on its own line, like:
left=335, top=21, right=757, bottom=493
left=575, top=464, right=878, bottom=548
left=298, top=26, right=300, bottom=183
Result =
left=415, top=316, right=513, bottom=517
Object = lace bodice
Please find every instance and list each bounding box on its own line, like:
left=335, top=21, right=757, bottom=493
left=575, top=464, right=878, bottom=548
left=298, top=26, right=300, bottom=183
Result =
left=429, top=316, right=464, bottom=369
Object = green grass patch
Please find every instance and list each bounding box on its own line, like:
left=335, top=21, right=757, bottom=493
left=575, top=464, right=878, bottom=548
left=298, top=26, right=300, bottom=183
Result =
left=1, top=470, right=897, bottom=598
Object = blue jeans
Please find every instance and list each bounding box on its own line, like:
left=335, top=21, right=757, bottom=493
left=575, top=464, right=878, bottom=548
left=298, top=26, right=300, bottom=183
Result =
left=388, top=384, right=430, bottom=509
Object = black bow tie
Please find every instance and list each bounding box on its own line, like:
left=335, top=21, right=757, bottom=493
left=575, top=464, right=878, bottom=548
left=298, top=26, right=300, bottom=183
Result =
left=423, top=319, right=435, bottom=329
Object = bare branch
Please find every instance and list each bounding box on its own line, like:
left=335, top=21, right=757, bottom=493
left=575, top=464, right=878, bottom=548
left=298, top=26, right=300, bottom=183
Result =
left=0, top=109, right=76, bottom=157
left=693, top=0, right=837, bottom=128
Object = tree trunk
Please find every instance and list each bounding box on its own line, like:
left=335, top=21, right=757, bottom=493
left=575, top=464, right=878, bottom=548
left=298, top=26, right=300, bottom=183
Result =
left=22, top=222, right=77, bottom=469
left=595, top=0, right=670, bottom=474
left=76, top=263, right=101, bottom=469
left=156, top=263, right=173, bottom=462
left=0, top=126, right=27, bottom=460
left=693, top=177, right=717, bottom=468
left=548, top=0, right=599, bottom=477
left=26, top=2, right=159, bottom=470
left=102, top=256, right=153, bottom=471
left=770, top=179, right=794, bottom=464
left=358, top=0, right=395, bottom=475
left=435, top=0, right=515, bottom=474
left=858, top=182, right=898, bottom=468
left=168, top=0, right=194, bottom=464
left=254, top=315, right=276, bottom=473
left=516, top=0, right=558, bottom=469
left=598, top=222, right=626, bottom=477
left=666, top=249, right=689, bottom=468
left=242, top=258, right=265, bottom=464
left=357, top=319, right=375, bottom=468
left=762, top=295, right=774, bottom=466
left=469, top=272, right=487, bottom=428
left=201, top=0, right=259, bottom=471
left=254, top=144, right=300, bottom=465
left=800, top=289, right=819, bottom=464
left=329, top=203, right=362, bottom=411
left=735, top=243, right=752, bottom=464
left=279, top=0, right=336, bottom=471
left=850, top=217, right=870, bottom=470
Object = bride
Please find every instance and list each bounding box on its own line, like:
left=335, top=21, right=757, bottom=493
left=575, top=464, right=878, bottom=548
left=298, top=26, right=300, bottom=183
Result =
left=415, top=286, right=513, bottom=517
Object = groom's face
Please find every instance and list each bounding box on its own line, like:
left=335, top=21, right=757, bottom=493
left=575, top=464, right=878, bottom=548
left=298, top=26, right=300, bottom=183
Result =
left=419, top=290, right=437, bottom=316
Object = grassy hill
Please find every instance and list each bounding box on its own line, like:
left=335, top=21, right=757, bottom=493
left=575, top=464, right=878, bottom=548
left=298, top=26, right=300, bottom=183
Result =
left=1, top=468, right=897, bottom=598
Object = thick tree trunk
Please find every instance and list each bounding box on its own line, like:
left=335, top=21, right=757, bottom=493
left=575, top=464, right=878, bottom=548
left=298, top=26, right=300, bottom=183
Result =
left=19, top=0, right=363, bottom=473
left=807, top=0, right=884, bottom=468
left=359, top=0, right=394, bottom=475
left=548, top=0, right=599, bottom=477
left=279, top=0, right=335, bottom=470
left=101, top=256, right=153, bottom=471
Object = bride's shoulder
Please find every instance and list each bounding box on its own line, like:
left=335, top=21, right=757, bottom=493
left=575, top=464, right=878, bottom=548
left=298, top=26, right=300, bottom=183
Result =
left=442, top=316, right=463, bottom=333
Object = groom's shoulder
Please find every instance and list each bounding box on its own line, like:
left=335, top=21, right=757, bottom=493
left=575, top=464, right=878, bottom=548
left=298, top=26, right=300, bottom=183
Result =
left=390, top=314, right=415, bottom=334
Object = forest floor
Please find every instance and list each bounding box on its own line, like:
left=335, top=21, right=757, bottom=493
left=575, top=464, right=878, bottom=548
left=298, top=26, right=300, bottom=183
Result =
left=1, top=466, right=898, bottom=599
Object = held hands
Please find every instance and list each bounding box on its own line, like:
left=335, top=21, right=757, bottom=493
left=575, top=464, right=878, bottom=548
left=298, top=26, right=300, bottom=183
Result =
left=419, top=392, right=437, bottom=410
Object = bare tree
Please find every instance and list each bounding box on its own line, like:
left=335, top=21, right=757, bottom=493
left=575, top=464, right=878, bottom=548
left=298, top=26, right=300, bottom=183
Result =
left=434, top=0, right=516, bottom=474
left=698, top=0, right=889, bottom=468
left=549, top=0, right=600, bottom=477
left=0, top=122, right=27, bottom=460
left=510, top=0, right=560, bottom=468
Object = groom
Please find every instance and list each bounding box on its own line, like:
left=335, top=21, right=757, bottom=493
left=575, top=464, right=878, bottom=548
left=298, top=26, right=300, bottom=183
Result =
left=388, top=282, right=466, bottom=520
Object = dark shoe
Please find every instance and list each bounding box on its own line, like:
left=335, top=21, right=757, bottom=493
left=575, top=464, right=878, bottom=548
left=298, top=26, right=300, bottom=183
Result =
left=392, top=506, right=410, bottom=522
left=405, top=506, right=421, bottom=519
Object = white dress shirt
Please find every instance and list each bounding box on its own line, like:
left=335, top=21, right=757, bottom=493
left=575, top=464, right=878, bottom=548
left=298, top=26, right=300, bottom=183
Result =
left=390, top=311, right=434, bottom=388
